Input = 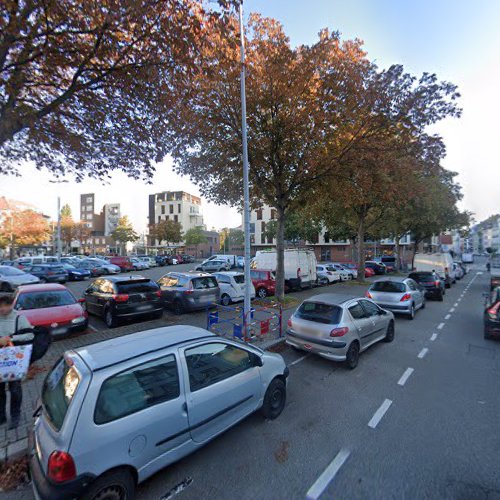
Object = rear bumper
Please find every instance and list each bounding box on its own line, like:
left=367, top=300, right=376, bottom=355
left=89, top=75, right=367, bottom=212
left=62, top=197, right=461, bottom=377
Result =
left=286, top=329, right=347, bottom=361
left=115, top=304, right=164, bottom=318
left=484, top=319, right=500, bottom=337
left=374, top=303, right=412, bottom=314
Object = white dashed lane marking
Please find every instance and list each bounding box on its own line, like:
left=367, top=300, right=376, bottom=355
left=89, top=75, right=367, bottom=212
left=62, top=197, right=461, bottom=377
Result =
left=306, top=449, right=351, bottom=500
left=445, top=314, right=451, bottom=320
left=437, top=323, right=445, bottom=330
left=418, top=348, right=429, bottom=359
left=368, top=399, right=393, bottom=429
left=289, top=354, right=310, bottom=367
left=397, top=368, right=414, bottom=386
left=430, top=333, right=438, bottom=341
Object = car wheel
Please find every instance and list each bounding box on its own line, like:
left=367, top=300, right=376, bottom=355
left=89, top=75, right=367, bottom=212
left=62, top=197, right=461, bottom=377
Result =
left=173, top=300, right=184, bottom=315
left=421, top=299, right=426, bottom=309
left=0, top=282, right=11, bottom=293
left=81, top=468, right=135, bottom=500
left=261, top=378, right=286, bottom=420
left=104, top=307, right=117, bottom=328
left=345, top=341, right=360, bottom=369
left=257, top=288, right=267, bottom=299
left=438, top=291, right=444, bottom=302
left=152, top=310, right=163, bottom=320
left=408, top=303, right=415, bottom=320
left=221, top=294, right=231, bottom=306
left=384, top=321, right=395, bottom=342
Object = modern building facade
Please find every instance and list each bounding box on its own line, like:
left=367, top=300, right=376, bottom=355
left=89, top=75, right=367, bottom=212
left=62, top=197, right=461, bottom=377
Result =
left=79, top=193, right=121, bottom=253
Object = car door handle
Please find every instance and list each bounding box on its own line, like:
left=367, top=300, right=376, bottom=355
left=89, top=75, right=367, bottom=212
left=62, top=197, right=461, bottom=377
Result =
left=182, top=402, right=188, bottom=414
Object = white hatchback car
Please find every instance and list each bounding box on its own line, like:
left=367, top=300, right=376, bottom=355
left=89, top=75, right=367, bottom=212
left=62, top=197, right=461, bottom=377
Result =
left=30, top=326, right=288, bottom=500
left=316, top=265, right=341, bottom=285
left=214, top=271, right=256, bottom=306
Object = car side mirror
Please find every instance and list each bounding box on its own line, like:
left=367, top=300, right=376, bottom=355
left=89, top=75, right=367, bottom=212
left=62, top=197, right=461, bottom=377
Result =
left=252, top=354, right=263, bottom=367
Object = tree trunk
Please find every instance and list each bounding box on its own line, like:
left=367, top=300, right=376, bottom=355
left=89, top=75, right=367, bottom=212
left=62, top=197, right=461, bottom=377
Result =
left=275, top=207, right=286, bottom=302
left=411, top=239, right=420, bottom=270
left=394, top=236, right=401, bottom=272
left=357, top=218, right=366, bottom=280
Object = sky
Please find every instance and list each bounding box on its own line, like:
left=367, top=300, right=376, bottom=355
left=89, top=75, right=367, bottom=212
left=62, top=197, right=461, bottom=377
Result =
left=2, top=0, right=499, bottom=229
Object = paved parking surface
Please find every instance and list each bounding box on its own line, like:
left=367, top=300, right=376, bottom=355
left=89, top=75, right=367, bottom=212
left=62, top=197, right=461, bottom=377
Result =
left=5, top=266, right=499, bottom=500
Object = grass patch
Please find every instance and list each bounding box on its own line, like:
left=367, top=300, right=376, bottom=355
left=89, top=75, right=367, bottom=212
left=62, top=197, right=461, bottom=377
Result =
left=253, top=296, right=300, bottom=310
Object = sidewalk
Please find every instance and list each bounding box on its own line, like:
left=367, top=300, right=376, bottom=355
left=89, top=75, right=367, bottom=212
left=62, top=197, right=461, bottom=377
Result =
left=0, top=318, right=285, bottom=463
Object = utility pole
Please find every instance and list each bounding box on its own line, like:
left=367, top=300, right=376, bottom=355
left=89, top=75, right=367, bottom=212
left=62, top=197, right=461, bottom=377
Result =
left=239, top=0, right=252, bottom=332
left=56, top=196, right=62, bottom=259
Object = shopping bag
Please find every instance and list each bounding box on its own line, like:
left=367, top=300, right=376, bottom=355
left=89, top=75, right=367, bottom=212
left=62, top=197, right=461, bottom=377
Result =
left=0, top=344, right=33, bottom=382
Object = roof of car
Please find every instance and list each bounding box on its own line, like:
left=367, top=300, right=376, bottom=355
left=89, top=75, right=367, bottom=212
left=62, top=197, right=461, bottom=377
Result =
left=99, top=274, right=149, bottom=282
left=303, top=293, right=359, bottom=305
left=17, top=283, right=67, bottom=293
left=73, top=325, right=216, bottom=371
left=215, top=271, right=243, bottom=276
left=372, top=277, right=408, bottom=283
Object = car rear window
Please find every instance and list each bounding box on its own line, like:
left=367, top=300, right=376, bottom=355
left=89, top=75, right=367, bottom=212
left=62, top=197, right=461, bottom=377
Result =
left=371, top=281, right=406, bottom=293
left=296, top=301, right=342, bottom=324
left=157, top=275, right=190, bottom=288
left=233, top=275, right=245, bottom=284
left=116, top=280, right=159, bottom=294
left=42, top=358, right=80, bottom=431
left=16, top=290, right=76, bottom=310
left=192, top=277, right=218, bottom=289
left=409, top=273, right=434, bottom=282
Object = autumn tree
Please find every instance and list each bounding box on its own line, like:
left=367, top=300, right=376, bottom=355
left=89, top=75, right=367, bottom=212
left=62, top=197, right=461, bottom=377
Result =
left=0, top=209, right=50, bottom=258
left=73, top=221, right=91, bottom=251
left=111, top=216, right=138, bottom=255
left=168, top=15, right=370, bottom=299
left=150, top=220, right=183, bottom=248
left=184, top=226, right=207, bottom=258
left=59, top=204, right=75, bottom=253
left=0, top=0, right=235, bottom=180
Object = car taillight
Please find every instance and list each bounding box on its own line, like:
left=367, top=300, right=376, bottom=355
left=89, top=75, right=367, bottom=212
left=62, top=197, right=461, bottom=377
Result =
left=400, top=293, right=412, bottom=302
left=155, top=290, right=162, bottom=297
left=365, top=291, right=372, bottom=298
left=184, top=290, right=194, bottom=294
left=434, top=281, right=440, bottom=286
left=47, top=271, right=54, bottom=276
left=330, top=327, right=349, bottom=337
left=113, top=294, right=129, bottom=303
left=287, top=318, right=292, bottom=328
left=487, top=302, right=500, bottom=319
left=48, top=451, right=76, bottom=483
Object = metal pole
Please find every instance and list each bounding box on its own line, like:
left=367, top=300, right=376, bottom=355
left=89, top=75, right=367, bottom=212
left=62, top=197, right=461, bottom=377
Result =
left=56, top=196, right=62, bottom=259
left=239, top=0, right=252, bottom=331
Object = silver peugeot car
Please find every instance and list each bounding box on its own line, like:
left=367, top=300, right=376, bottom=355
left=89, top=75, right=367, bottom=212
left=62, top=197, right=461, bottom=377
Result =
left=30, top=325, right=288, bottom=500
left=286, top=293, right=395, bottom=369
left=366, top=277, right=425, bottom=320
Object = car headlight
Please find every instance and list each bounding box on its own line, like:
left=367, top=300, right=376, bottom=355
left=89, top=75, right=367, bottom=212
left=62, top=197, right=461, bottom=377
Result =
left=71, top=317, right=86, bottom=324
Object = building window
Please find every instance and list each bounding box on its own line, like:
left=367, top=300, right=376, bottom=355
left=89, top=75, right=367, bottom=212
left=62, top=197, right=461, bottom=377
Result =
left=86, top=197, right=92, bottom=203
left=169, top=205, right=174, bottom=214
left=321, top=248, right=331, bottom=262
left=324, top=232, right=330, bottom=244
left=261, top=221, right=266, bottom=244
left=256, top=209, right=263, bottom=220
left=165, top=215, right=169, bottom=220
left=174, top=215, right=178, bottom=222
left=270, top=209, right=277, bottom=220
left=178, top=204, right=181, bottom=213
left=161, top=205, right=165, bottom=215
left=158, top=216, right=161, bottom=223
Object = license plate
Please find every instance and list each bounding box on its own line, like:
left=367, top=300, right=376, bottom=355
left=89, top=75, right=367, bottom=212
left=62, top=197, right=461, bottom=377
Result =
left=136, top=304, right=153, bottom=311
left=52, top=327, right=67, bottom=335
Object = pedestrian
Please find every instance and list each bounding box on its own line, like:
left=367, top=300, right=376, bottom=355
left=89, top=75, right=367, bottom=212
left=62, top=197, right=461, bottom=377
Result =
left=0, top=294, right=34, bottom=429
left=486, top=262, right=491, bottom=272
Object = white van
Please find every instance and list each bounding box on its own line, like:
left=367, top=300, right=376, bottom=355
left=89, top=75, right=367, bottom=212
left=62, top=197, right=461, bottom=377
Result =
left=15, top=255, right=59, bottom=268
left=252, top=249, right=317, bottom=290
left=413, top=252, right=456, bottom=288
left=207, top=254, right=237, bottom=268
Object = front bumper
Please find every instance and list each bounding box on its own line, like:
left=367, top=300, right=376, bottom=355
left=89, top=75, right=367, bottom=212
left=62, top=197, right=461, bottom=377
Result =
left=51, top=319, right=88, bottom=337
left=286, top=329, right=347, bottom=361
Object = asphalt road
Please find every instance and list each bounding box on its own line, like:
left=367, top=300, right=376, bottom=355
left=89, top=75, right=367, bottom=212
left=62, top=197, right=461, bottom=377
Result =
left=8, top=265, right=499, bottom=500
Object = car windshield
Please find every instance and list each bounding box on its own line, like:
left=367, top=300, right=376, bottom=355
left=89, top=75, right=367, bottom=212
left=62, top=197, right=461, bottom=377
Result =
left=63, top=264, right=77, bottom=270
left=16, top=290, right=76, bottom=310
left=296, top=301, right=342, bottom=324
left=0, top=266, right=24, bottom=276
left=371, top=281, right=406, bottom=293
left=42, top=358, right=80, bottom=431
left=116, top=280, right=158, bottom=293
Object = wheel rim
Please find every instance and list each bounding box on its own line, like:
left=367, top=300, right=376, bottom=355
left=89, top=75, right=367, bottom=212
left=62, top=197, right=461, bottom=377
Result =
left=222, top=295, right=230, bottom=306
left=105, top=310, right=113, bottom=326
left=258, top=289, right=266, bottom=298
left=92, top=484, right=127, bottom=500
left=270, top=388, right=283, bottom=411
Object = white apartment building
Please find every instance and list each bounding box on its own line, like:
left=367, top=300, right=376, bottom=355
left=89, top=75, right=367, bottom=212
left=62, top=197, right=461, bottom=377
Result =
left=148, top=191, right=205, bottom=247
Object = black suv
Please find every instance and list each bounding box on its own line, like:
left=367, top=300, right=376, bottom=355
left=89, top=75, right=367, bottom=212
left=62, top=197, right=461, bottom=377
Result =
left=408, top=271, right=445, bottom=301
left=83, top=276, right=164, bottom=328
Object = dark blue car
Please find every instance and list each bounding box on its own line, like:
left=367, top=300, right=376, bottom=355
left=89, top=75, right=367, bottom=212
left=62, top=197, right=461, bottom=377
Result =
left=25, top=264, right=68, bottom=284
left=63, top=263, right=91, bottom=281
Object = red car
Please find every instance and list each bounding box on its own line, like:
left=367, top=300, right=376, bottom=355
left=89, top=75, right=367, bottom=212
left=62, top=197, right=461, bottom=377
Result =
left=107, top=256, right=133, bottom=272
left=364, top=267, right=376, bottom=277
left=250, top=269, right=276, bottom=298
left=14, top=284, right=88, bottom=337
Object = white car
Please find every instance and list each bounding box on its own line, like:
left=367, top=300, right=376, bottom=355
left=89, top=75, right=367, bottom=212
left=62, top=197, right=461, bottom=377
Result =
left=325, top=263, right=352, bottom=281
left=316, top=265, right=341, bottom=285
left=331, top=262, right=357, bottom=279
left=214, top=271, right=256, bottom=306
left=130, top=258, right=149, bottom=271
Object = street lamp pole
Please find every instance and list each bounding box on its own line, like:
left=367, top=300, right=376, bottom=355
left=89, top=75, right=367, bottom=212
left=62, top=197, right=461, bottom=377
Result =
left=56, top=196, right=62, bottom=259
left=239, top=0, right=252, bottom=331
